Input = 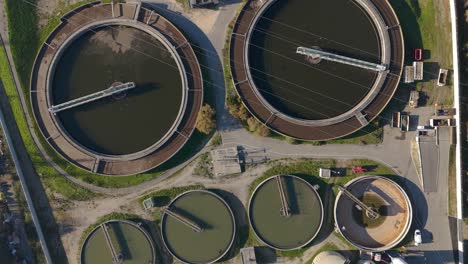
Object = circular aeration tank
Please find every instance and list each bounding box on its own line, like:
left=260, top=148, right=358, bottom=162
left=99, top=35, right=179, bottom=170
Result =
left=81, top=220, right=156, bottom=264
left=248, top=175, right=324, bottom=250
left=161, top=190, right=236, bottom=264
left=334, top=176, right=413, bottom=251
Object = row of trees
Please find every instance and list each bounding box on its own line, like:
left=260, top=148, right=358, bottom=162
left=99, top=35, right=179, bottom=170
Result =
left=227, top=94, right=271, bottom=137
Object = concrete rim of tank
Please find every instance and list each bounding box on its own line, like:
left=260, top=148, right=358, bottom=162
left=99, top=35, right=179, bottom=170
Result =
left=79, top=219, right=156, bottom=264
left=333, top=175, right=413, bottom=252
left=44, top=20, right=188, bottom=161
left=160, top=189, right=237, bottom=264
left=248, top=175, right=324, bottom=250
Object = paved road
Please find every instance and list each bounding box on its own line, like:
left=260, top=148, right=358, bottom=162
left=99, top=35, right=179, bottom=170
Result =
left=419, top=131, right=439, bottom=192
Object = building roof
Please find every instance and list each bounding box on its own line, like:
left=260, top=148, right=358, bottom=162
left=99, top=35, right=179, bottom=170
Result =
left=240, top=247, right=256, bottom=264
left=313, top=251, right=346, bottom=264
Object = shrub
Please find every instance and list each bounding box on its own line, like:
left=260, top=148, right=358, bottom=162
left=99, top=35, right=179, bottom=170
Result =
left=196, top=104, right=216, bottom=135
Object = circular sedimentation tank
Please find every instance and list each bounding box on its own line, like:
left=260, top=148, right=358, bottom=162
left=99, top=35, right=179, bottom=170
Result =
left=81, top=220, right=156, bottom=264
left=334, top=176, right=412, bottom=251
left=31, top=2, right=203, bottom=175
left=161, top=190, right=236, bottom=264
left=230, top=0, right=404, bottom=140
left=248, top=175, right=323, bottom=250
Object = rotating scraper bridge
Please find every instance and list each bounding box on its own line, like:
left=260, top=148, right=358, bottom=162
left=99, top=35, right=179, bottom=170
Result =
left=30, top=2, right=203, bottom=175
left=48, top=82, right=136, bottom=114
left=230, top=0, right=404, bottom=140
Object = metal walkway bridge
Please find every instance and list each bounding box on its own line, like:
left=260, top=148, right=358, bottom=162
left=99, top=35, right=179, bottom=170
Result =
left=162, top=208, right=203, bottom=232
left=296, top=47, right=387, bottom=72
left=338, top=185, right=380, bottom=219
left=101, top=223, right=122, bottom=264
left=48, top=82, right=136, bottom=114
left=276, top=176, right=291, bottom=217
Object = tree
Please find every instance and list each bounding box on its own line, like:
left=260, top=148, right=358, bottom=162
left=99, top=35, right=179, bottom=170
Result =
left=236, top=104, right=250, bottom=121
left=196, top=104, right=216, bottom=135
left=256, top=125, right=271, bottom=137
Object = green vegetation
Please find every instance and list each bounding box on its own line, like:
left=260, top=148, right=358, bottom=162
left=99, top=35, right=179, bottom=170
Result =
left=0, top=37, right=95, bottom=200
left=194, top=152, right=213, bottom=178
left=196, top=104, right=217, bottom=135
left=448, top=145, right=457, bottom=217
left=391, top=0, right=453, bottom=105
left=210, top=132, right=222, bottom=146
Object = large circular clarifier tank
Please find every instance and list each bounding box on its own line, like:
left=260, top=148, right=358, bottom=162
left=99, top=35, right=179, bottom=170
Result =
left=334, top=176, right=412, bottom=251
left=30, top=3, right=203, bottom=175
left=53, top=25, right=183, bottom=155
left=161, top=190, right=236, bottom=264
left=229, top=0, right=404, bottom=140
left=248, top=0, right=379, bottom=120
left=81, top=220, right=156, bottom=264
left=248, top=175, right=324, bottom=250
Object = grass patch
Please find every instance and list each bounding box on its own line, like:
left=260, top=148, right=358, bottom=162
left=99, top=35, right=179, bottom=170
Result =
left=448, top=145, right=457, bottom=217
left=0, top=38, right=95, bottom=200
left=194, top=152, right=213, bottom=178
left=391, top=0, right=453, bottom=105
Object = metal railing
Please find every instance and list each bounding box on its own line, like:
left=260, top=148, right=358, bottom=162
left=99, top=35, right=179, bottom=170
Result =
left=48, top=82, right=136, bottom=114
left=162, top=208, right=203, bottom=232
left=276, top=176, right=291, bottom=217
left=296, top=47, right=386, bottom=72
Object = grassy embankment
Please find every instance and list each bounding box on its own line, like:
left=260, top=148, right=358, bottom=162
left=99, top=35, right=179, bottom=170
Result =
left=391, top=0, right=454, bottom=105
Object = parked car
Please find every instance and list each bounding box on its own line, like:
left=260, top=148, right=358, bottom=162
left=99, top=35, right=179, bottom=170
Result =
left=414, top=229, right=422, bottom=245
left=414, top=48, right=422, bottom=61
left=382, top=251, right=407, bottom=264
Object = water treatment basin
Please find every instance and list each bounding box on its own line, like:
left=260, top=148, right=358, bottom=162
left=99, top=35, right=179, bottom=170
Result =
left=248, top=175, right=324, bottom=250
left=81, top=220, right=156, bottom=264
left=161, top=190, right=236, bottom=264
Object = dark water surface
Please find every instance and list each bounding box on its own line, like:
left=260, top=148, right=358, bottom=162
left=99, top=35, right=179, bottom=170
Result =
left=249, top=0, right=380, bottom=120
left=53, top=26, right=182, bottom=155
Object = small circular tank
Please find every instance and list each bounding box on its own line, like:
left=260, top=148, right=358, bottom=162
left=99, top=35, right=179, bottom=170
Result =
left=248, top=175, right=324, bottom=250
left=161, top=190, right=236, bottom=264
left=81, top=219, right=156, bottom=264
left=334, top=176, right=413, bottom=251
